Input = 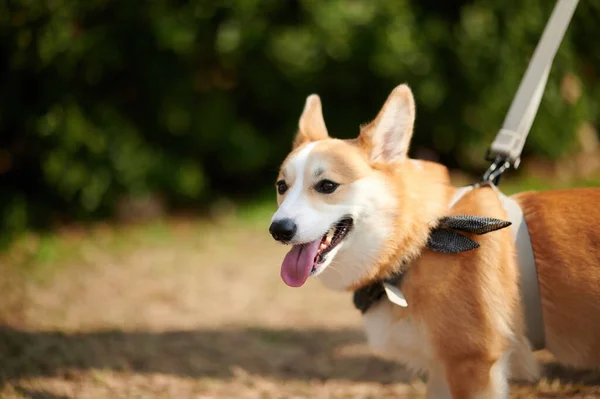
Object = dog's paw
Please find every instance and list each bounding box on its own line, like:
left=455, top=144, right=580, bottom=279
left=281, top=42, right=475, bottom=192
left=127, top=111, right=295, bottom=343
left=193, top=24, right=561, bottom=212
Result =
left=508, top=336, right=541, bottom=382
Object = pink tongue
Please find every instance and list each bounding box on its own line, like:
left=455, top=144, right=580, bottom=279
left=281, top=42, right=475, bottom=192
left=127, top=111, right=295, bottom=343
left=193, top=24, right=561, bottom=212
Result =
left=280, top=239, right=321, bottom=287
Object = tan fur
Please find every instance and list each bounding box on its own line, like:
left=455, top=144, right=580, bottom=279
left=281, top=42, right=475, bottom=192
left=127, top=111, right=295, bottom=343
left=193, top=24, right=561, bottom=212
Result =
left=514, top=188, right=600, bottom=368
left=273, top=84, right=600, bottom=397
left=307, top=141, right=372, bottom=206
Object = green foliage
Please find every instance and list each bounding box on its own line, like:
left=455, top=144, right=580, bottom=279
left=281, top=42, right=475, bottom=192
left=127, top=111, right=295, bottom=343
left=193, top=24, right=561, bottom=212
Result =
left=1, top=0, right=599, bottom=238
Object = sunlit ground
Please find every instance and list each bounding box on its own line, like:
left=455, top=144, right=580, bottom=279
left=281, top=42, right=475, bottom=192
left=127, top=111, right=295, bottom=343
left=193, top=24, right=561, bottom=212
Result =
left=1, top=176, right=600, bottom=399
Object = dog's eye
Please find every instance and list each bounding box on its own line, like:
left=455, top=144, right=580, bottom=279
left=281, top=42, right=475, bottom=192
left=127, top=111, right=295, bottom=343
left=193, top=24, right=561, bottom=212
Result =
left=276, top=180, right=288, bottom=195
left=315, top=180, right=339, bottom=194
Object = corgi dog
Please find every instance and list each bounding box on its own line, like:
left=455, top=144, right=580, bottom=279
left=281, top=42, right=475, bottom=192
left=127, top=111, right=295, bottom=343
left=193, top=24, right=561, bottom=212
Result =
left=269, top=84, right=600, bottom=398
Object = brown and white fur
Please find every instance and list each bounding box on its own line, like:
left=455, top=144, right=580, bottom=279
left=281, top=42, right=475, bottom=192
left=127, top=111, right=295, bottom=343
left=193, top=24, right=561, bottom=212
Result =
left=269, top=84, right=600, bottom=398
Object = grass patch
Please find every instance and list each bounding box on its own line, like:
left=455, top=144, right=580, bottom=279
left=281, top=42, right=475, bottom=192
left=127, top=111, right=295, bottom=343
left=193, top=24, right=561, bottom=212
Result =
left=234, top=188, right=277, bottom=226
left=2, top=220, right=180, bottom=284
left=500, top=175, right=600, bottom=195
left=237, top=199, right=276, bottom=226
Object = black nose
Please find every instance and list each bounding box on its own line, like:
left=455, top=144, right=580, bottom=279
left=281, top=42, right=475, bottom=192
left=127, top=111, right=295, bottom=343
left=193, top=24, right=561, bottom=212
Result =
left=269, top=218, right=297, bottom=242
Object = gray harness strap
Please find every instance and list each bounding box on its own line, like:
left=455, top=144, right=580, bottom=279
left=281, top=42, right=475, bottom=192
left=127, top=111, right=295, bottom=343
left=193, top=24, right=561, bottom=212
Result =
left=498, top=191, right=546, bottom=351
left=451, top=185, right=545, bottom=351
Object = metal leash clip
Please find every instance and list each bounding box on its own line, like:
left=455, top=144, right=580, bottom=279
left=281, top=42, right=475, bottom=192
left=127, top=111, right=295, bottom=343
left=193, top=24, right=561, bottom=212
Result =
left=481, top=153, right=511, bottom=186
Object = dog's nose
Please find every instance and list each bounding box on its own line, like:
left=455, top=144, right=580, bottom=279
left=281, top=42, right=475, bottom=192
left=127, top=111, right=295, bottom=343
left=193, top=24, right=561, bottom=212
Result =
left=269, top=218, right=297, bottom=242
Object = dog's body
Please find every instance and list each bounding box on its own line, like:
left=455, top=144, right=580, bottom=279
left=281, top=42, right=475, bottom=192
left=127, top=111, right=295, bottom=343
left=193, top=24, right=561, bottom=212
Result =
left=269, top=85, right=600, bottom=398
left=515, top=188, right=600, bottom=367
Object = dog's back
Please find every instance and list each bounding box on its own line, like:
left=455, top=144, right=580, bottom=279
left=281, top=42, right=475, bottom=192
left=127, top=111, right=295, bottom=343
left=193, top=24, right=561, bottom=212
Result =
left=513, top=187, right=600, bottom=367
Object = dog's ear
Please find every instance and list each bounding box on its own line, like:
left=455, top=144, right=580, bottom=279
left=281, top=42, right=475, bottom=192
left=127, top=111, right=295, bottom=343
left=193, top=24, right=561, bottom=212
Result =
left=293, top=94, right=329, bottom=149
left=359, top=84, right=415, bottom=163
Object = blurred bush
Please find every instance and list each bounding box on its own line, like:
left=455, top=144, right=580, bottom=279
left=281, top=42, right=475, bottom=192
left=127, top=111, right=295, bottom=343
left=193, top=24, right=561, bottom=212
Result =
left=1, top=0, right=598, bottom=238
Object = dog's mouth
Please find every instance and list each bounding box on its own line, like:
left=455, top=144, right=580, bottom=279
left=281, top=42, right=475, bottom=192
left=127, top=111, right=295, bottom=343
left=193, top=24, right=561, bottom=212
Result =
left=280, top=216, right=354, bottom=288
left=312, top=216, right=353, bottom=271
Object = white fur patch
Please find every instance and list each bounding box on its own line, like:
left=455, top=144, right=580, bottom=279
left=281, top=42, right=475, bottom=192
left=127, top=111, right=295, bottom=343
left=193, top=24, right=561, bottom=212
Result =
left=361, top=299, right=433, bottom=372
left=508, top=334, right=540, bottom=382
left=487, top=351, right=511, bottom=399
left=271, top=142, right=317, bottom=227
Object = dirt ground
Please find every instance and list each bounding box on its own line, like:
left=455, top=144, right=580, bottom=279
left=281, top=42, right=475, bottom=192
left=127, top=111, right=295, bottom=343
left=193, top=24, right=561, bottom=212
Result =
left=1, top=214, right=599, bottom=399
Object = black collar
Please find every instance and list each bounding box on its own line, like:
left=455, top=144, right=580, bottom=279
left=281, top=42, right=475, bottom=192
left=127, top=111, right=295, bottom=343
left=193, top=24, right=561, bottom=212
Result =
left=352, top=214, right=511, bottom=313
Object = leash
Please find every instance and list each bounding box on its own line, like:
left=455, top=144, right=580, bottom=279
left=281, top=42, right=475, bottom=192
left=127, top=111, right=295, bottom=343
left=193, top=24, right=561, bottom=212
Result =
left=481, top=0, right=579, bottom=349
left=482, top=0, right=579, bottom=185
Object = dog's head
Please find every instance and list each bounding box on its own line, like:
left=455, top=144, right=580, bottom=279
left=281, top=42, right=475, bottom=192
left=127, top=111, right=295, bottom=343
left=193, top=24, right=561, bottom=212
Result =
left=270, top=84, right=447, bottom=290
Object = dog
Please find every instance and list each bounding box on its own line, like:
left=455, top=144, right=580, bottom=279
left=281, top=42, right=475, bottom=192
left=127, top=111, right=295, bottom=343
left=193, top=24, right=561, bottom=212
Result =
left=268, top=84, right=600, bottom=398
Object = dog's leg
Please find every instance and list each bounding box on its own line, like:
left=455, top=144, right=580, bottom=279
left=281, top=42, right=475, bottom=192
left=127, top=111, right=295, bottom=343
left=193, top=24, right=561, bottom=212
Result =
left=444, top=352, right=510, bottom=399
left=508, top=334, right=540, bottom=382
left=506, top=303, right=540, bottom=382
left=426, top=366, right=452, bottom=399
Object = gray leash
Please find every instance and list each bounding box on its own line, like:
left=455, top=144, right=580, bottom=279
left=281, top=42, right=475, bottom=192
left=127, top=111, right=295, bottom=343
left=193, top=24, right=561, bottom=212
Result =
left=483, top=0, right=579, bottom=185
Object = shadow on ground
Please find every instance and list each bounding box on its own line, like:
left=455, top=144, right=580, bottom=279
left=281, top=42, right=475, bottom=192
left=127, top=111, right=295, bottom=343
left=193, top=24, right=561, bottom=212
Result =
left=3, top=326, right=600, bottom=393
left=0, top=326, right=413, bottom=387
left=13, top=386, right=71, bottom=399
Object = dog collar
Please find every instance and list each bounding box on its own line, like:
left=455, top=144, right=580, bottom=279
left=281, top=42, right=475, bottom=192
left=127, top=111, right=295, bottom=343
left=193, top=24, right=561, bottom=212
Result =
left=352, top=214, right=511, bottom=314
